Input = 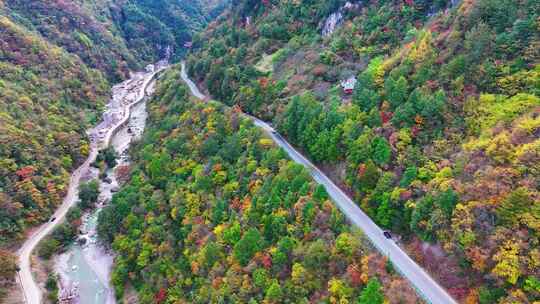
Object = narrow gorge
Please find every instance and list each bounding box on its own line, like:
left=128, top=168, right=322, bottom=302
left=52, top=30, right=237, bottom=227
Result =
left=17, top=61, right=167, bottom=303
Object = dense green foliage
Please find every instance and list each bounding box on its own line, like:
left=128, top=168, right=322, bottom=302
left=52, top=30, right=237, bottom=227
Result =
left=3, top=0, right=136, bottom=81
left=0, top=0, right=222, bottom=249
left=0, top=14, right=108, bottom=246
left=37, top=180, right=98, bottom=262
left=0, top=2, right=226, bottom=299
left=3, top=0, right=227, bottom=75
left=78, top=180, right=100, bottom=211
left=97, top=70, right=418, bottom=303
left=95, top=146, right=119, bottom=170
left=186, top=0, right=540, bottom=302
left=0, top=250, right=17, bottom=299
left=114, top=0, right=228, bottom=61
left=358, top=278, right=384, bottom=304
left=38, top=206, right=82, bottom=259
left=45, top=273, right=59, bottom=302
left=1, top=0, right=538, bottom=302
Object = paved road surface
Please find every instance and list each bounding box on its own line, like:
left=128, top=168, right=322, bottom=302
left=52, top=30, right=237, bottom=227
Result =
left=180, top=62, right=458, bottom=304
left=17, top=67, right=162, bottom=304
left=180, top=62, right=206, bottom=100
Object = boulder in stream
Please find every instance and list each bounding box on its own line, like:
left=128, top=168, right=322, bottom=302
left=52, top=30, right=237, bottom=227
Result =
left=78, top=236, right=89, bottom=245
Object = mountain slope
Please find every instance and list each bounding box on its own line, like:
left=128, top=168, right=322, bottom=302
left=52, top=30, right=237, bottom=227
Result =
left=185, top=0, right=539, bottom=302
left=0, top=1, right=226, bottom=300
left=2, top=0, right=228, bottom=79
left=97, top=69, right=420, bottom=303
left=0, top=14, right=109, bottom=244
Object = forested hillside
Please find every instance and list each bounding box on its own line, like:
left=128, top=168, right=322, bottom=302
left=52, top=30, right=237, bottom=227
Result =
left=1, top=0, right=538, bottom=302
left=0, top=13, right=109, bottom=245
left=185, top=0, right=540, bottom=302
left=113, top=0, right=228, bottom=62
left=2, top=0, right=227, bottom=80
left=97, top=69, right=419, bottom=303
left=0, top=0, right=225, bottom=244
left=0, top=1, right=225, bottom=299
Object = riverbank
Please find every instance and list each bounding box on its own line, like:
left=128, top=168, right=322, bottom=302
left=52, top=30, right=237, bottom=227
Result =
left=53, top=83, right=152, bottom=303
left=14, top=61, right=166, bottom=304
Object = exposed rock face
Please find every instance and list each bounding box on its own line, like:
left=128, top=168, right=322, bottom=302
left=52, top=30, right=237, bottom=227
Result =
left=321, top=1, right=361, bottom=37
left=322, top=10, right=343, bottom=37
left=77, top=235, right=88, bottom=245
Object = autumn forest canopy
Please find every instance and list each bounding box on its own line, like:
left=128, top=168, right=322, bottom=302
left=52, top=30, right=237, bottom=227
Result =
left=0, top=0, right=225, bottom=246
left=0, top=0, right=224, bottom=300
left=183, top=0, right=538, bottom=302
left=1, top=0, right=539, bottom=303
left=96, top=71, right=416, bottom=303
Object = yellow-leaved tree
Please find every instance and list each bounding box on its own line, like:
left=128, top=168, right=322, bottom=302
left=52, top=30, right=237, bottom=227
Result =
left=492, top=240, right=521, bottom=285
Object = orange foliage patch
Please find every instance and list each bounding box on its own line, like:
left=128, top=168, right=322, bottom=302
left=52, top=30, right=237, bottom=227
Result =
left=261, top=253, right=272, bottom=269
left=347, top=263, right=363, bottom=286
left=230, top=196, right=242, bottom=210
left=15, top=166, right=35, bottom=179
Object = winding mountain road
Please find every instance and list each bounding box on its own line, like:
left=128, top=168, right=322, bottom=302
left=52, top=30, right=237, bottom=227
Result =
left=180, top=62, right=458, bottom=304
left=17, top=65, right=164, bottom=304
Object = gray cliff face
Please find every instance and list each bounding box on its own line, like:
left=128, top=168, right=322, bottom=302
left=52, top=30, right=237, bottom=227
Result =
left=322, top=10, right=344, bottom=37
left=321, top=1, right=361, bottom=37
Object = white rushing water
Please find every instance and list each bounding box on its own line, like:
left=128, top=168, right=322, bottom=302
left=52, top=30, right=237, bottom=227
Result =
left=322, top=10, right=344, bottom=37
left=321, top=1, right=360, bottom=37
left=53, top=62, right=164, bottom=304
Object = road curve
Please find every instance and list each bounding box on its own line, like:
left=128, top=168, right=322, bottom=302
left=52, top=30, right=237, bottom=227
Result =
left=180, top=62, right=458, bottom=304
left=180, top=62, right=206, bottom=100
left=17, top=66, right=163, bottom=304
